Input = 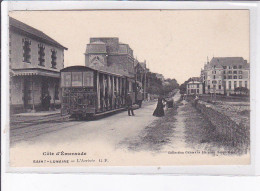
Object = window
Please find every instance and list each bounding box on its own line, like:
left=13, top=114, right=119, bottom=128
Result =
left=228, top=75, right=232, bottom=79
left=239, top=65, right=242, bottom=69
left=234, top=76, right=237, bottom=79
left=213, top=75, right=216, bottom=79
left=228, top=71, right=232, bottom=74
left=72, top=72, right=83, bottom=87
left=219, top=85, right=221, bottom=90
left=229, top=81, right=231, bottom=90
left=22, top=38, right=31, bottom=63
left=83, top=71, right=94, bottom=87
left=61, top=72, right=71, bottom=87
left=223, top=71, right=226, bottom=74
left=208, top=80, right=210, bottom=84
left=239, top=71, right=242, bottom=74
left=233, top=66, right=237, bottom=69
left=234, top=81, right=237, bottom=89
left=245, top=81, right=248, bottom=88
left=229, top=66, right=231, bottom=69
left=38, top=44, right=45, bottom=66
left=208, top=85, right=210, bottom=89
left=224, top=75, right=226, bottom=79
left=239, top=81, right=242, bottom=88
left=197, top=89, right=199, bottom=94
left=51, top=49, right=57, bottom=68
left=239, top=75, right=242, bottom=79
left=233, top=71, right=237, bottom=74
left=213, top=85, right=216, bottom=89
left=197, top=84, right=199, bottom=88
left=223, top=66, right=227, bottom=69
left=219, top=80, right=221, bottom=84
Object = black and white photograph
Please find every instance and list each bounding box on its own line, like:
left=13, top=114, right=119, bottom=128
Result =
left=5, top=8, right=251, bottom=167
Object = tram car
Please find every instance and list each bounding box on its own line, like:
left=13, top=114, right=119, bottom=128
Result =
left=60, top=66, right=136, bottom=119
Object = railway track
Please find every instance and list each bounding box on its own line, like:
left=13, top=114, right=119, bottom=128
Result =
left=10, top=114, right=70, bottom=130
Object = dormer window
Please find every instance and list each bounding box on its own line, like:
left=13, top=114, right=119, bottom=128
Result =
left=51, top=49, right=57, bottom=69
left=38, top=44, right=45, bottom=66
left=22, top=38, right=31, bottom=63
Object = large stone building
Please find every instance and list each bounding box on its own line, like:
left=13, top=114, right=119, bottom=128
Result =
left=85, top=37, right=137, bottom=100
left=9, top=17, right=67, bottom=113
left=201, top=57, right=250, bottom=95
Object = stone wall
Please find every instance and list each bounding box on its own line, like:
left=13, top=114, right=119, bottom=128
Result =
left=194, top=101, right=250, bottom=148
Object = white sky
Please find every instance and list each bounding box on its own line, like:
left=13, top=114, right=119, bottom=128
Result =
left=9, top=10, right=249, bottom=84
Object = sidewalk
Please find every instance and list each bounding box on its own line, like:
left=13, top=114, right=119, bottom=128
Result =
left=10, top=109, right=65, bottom=129
left=13, top=110, right=61, bottom=117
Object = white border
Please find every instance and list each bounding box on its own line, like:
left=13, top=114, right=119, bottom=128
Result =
left=1, top=1, right=260, bottom=176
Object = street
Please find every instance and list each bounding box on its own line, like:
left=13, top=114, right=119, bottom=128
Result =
left=10, top=92, right=249, bottom=166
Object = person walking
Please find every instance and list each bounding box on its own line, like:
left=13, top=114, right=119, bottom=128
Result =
left=153, top=95, right=166, bottom=117
left=194, top=95, right=199, bottom=108
left=126, top=93, right=134, bottom=116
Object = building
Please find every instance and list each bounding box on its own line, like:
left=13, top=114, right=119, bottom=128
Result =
left=85, top=37, right=137, bottom=101
left=201, top=57, right=250, bottom=95
left=9, top=17, right=68, bottom=113
left=186, top=78, right=203, bottom=95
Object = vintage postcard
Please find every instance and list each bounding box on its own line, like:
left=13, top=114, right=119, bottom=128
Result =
left=5, top=8, right=252, bottom=169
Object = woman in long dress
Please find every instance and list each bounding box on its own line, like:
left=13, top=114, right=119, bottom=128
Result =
left=153, top=95, right=166, bottom=117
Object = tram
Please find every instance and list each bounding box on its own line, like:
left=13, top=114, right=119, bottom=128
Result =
left=60, top=66, right=136, bottom=119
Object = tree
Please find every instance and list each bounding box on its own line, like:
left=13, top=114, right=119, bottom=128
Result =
left=146, top=72, right=179, bottom=96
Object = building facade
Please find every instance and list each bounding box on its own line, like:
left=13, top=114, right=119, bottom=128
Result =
left=85, top=37, right=137, bottom=101
left=9, top=17, right=67, bottom=113
left=201, top=57, right=250, bottom=95
left=186, top=79, right=203, bottom=95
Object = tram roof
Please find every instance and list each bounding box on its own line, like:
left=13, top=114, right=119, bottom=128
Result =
left=61, top=65, right=131, bottom=78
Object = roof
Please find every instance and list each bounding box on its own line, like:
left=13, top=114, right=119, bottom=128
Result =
left=91, top=41, right=106, bottom=45
left=188, top=81, right=202, bottom=84
left=9, top=17, right=68, bottom=50
left=190, top=77, right=201, bottom=82
left=61, top=65, right=132, bottom=78
left=207, top=57, right=249, bottom=69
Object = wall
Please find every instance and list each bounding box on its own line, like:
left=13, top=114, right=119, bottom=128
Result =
left=10, top=30, right=64, bottom=71
left=195, top=101, right=250, bottom=148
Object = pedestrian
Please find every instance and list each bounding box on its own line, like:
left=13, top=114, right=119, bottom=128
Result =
left=194, top=95, right=199, bottom=108
left=45, top=92, right=51, bottom=111
left=126, top=92, right=134, bottom=116
left=153, top=95, right=166, bottom=117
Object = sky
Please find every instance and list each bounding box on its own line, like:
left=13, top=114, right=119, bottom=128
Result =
left=9, top=10, right=249, bottom=84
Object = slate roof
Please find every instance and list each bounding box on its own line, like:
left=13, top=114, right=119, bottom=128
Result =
left=190, top=77, right=202, bottom=82
left=9, top=17, right=68, bottom=50
left=207, top=57, right=249, bottom=69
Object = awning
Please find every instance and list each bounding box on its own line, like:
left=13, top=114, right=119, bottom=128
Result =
left=11, top=68, right=60, bottom=78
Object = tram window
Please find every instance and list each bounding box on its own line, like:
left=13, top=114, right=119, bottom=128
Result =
left=83, top=71, right=94, bottom=87
left=72, top=72, right=83, bottom=87
left=61, top=72, right=71, bottom=87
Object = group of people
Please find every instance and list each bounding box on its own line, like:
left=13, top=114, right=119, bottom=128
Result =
left=125, top=93, right=174, bottom=117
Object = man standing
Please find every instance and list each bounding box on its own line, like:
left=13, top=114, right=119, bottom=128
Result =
left=126, top=93, right=134, bottom=116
